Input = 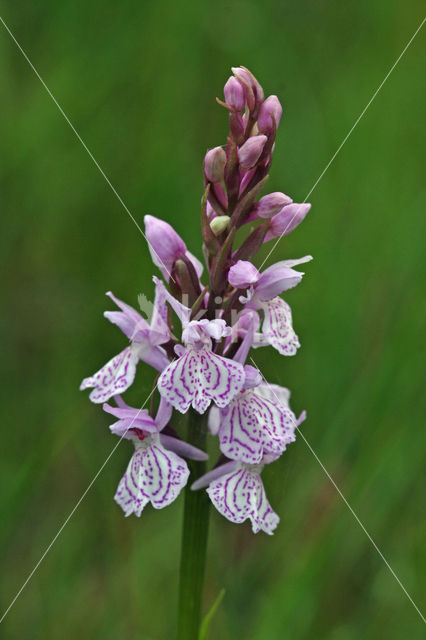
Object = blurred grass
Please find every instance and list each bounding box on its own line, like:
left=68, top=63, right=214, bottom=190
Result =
left=0, top=1, right=425, bottom=638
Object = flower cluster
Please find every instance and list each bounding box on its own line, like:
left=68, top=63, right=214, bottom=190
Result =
left=81, top=67, right=311, bottom=535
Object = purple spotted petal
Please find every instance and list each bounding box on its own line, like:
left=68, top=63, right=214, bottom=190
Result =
left=80, top=346, right=139, bottom=403
left=207, top=465, right=279, bottom=535
left=254, top=298, right=300, bottom=356
left=114, top=440, right=189, bottom=516
left=218, top=386, right=296, bottom=464
left=158, top=347, right=245, bottom=414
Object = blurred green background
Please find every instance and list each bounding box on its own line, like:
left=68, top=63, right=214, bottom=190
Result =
left=0, top=1, right=425, bottom=638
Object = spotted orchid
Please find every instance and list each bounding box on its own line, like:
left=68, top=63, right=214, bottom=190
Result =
left=80, top=66, right=311, bottom=544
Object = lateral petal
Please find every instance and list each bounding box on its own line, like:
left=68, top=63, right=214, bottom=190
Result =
left=80, top=346, right=139, bottom=403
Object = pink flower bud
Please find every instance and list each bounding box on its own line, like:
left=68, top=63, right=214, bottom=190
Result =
left=256, top=192, right=293, bottom=218
left=258, top=95, right=283, bottom=134
left=238, top=135, right=267, bottom=169
left=144, top=215, right=205, bottom=280
left=232, top=67, right=255, bottom=111
left=204, top=147, right=227, bottom=183
left=228, top=260, right=260, bottom=288
left=224, top=76, right=245, bottom=111
left=144, top=214, right=185, bottom=267
left=232, top=67, right=264, bottom=111
left=264, top=203, right=311, bottom=241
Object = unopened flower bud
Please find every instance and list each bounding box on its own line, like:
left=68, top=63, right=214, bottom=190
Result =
left=258, top=95, right=283, bottom=134
left=232, top=66, right=264, bottom=113
left=204, top=147, right=226, bottom=183
left=264, top=203, right=311, bottom=241
left=224, top=76, right=245, bottom=111
left=256, top=192, right=293, bottom=218
left=238, top=135, right=267, bottom=169
left=144, top=214, right=186, bottom=274
left=210, top=215, right=230, bottom=236
left=144, top=215, right=203, bottom=280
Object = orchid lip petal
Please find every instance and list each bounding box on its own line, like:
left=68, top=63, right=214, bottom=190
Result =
left=206, top=465, right=279, bottom=534
left=217, top=383, right=297, bottom=464
left=254, top=298, right=300, bottom=356
left=114, top=440, right=189, bottom=516
left=158, top=347, right=245, bottom=414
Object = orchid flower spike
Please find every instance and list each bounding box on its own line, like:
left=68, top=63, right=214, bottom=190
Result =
left=80, top=65, right=312, bottom=535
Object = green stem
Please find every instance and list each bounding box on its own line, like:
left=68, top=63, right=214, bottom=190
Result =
left=177, top=410, right=210, bottom=640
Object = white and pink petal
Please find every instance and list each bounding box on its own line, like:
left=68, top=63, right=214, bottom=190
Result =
left=206, top=465, right=279, bottom=535
left=218, top=387, right=296, bottom=464
left=255, top=298, right=300, bottom=356
left=80, top=346, right=139, bottom=404
left=158, top=347, right=245, bottom=414
left=114, top=441, right=189, bottom=516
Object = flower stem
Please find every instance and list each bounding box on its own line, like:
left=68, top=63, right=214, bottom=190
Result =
left=177, top=410, right=210, bottom=640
